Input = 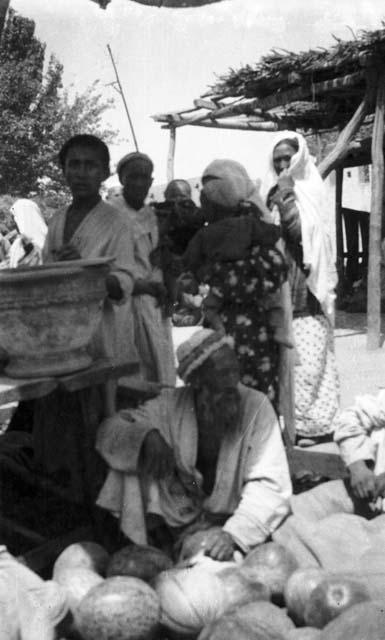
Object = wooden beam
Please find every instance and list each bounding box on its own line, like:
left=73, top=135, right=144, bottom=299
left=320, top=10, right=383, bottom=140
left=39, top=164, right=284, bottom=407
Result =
left=154, top=98, right=263, bottom=130
left=193, top=98, right=217, bottom=110
left=318, top=91, right=372, bottom=179
left=258, top=70, right=365, bottom=111
left=167, top=127, right=176, bottom=183
left=162, top=119, right=279, bottom=132
left=191, top=119, right=278, bottom=131
left=287, top=447, right=347, bottom=479
left=367, top=70, right=385, bottom=350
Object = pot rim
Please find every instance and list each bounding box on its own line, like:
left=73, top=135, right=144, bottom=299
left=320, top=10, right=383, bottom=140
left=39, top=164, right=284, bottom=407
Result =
left=0, top=257, right=114, bottom=282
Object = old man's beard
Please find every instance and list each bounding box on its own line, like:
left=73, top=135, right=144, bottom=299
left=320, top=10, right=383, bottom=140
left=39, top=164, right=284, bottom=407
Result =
left=211, top=387, right=241, bottom=435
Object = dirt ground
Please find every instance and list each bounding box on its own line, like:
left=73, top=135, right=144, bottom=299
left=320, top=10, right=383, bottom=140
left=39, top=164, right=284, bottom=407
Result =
left=335, top=310, right=385, bottom=408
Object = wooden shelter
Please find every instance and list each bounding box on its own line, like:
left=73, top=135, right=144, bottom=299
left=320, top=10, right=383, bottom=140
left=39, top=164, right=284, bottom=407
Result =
left=91, top=0, right=223, bottom=8
left=153, top=24, right=385, bottom=349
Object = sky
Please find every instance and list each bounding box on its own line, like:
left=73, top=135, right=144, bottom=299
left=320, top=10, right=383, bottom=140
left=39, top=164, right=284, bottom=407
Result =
left=9, top=0, right=385, bottom=187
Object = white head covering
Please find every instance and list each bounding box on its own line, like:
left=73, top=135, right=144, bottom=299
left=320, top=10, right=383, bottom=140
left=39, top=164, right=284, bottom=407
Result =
left=9, top=199, right=47, bottom=268
left=10, top=199, right=47, bottom=250
left=261, top=131, right=337, bottom=322
left=202, top=159, right=272, bottom=220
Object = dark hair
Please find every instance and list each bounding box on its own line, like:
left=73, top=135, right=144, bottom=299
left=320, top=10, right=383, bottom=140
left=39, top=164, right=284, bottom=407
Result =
left=58, top=134, right=110, bottom=173
left=274, top=137, right=299, bottom=153
left=165, top=179, right=192, bottom=200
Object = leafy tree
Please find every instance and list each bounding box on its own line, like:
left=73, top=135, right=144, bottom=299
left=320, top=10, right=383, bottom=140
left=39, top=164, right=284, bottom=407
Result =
left=0, top=9, right=118, bottom=203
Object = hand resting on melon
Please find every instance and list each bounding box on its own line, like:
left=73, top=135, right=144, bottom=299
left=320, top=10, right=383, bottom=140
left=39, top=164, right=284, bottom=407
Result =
left=96, top=329, right=292, bottom=561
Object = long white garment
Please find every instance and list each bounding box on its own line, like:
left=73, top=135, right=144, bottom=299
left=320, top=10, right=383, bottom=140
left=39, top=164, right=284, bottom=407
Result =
left=261, top=130, right=337, bottom=323
left=9, top=199, right=47, bottom=267
left=113, top=195, right=175, bottom=385
left=96, top=384, right=292, bottom=551
left=43, top=199, right=136, bottom=364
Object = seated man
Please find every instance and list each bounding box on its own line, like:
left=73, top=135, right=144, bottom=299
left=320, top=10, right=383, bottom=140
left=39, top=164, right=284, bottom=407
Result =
left=96, top=329, right=292, bottom=561
left=287, top=390, right=385, bottom=523
left=333, top=390, right=385, bottom=512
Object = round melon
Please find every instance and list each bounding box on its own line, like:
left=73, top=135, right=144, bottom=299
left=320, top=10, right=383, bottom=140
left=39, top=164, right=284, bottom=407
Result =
left=52, top=541, right=109, bottom=578
left=232, top=601, right=295, bottom=637
left=198, top=607, right=288, bottom=640
left=107, top=544, right=173, bottom=582
left=303, top=576, right=370, bottom=628
left=74, top=576, right=160, bottom=640
left=286, top=628, right=322, bottom=640
left=217, top=566, right=271, bottom=612
left=53, top=566, right=104, bottom=612
left=154, top=566, right=227, bottom=636
left=35, top=580, right=69, bottom=627
left=284, top=567, right=327, bottom=625
left=241, top=542, right=298, bottom=600
left=321, top=600, right=385, bottom=640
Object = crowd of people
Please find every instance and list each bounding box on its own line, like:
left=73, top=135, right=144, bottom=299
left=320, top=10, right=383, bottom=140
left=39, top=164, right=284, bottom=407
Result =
left=1, top=130, right=385, bottom=565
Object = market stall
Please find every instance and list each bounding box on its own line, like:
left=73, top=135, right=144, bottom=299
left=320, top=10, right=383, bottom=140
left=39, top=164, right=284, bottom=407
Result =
left=153, top=24, right=385, bottom=350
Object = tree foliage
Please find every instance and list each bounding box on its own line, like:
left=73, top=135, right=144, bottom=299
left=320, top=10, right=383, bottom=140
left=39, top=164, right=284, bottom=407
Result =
left=0, top=9, right=118, bottom=201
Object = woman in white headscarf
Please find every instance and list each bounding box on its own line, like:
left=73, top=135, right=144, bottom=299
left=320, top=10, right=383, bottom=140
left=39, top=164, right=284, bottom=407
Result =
left=8, top=199, right=47, bottom=268
left=261, top=130, right=339, bottom=440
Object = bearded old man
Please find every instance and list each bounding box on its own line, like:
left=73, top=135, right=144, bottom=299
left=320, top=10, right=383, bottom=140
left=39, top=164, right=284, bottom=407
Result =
left=96, top=329, right=292, bottom=560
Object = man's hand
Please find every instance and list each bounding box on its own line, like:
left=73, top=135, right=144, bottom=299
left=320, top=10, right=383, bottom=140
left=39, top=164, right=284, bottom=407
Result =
left=134, top=279, right=168, bottom=305
left=53, top=245, right=81, bottom=261
left=140, top=430, right=175, bottom=480
left=349, top=460, right=376, bottom=499
left=204, top=529, right=236, bottom=561
left=149, top=281, right=168, bottom=308
left=277, top=169, right=294, bottom=192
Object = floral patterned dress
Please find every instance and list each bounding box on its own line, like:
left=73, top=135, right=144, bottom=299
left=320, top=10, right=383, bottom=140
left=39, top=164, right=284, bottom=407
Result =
left=204, top=246, right=287, bottom=402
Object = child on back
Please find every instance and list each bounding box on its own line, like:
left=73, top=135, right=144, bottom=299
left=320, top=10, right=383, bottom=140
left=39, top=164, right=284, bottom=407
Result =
left=183, top=160, right=292, bottom=347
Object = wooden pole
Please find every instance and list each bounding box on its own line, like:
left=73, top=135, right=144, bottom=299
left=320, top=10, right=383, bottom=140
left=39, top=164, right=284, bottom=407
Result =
left=0, top=0, right=10, bottom=42
left=106, top=44, right=139, bottom=151
left=161, top=119, right=279, bottom=132
left=335, top=167, right=344, bottom=291
left=367, top=70, right=385, bottom=349
left=318, top=93, right=371, bottom=179
left=167, top=127, right=176, bottom=183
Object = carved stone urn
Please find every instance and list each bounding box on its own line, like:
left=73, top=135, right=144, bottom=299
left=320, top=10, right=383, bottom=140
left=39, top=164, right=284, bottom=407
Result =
left=0, top=258, right=111, bottom=378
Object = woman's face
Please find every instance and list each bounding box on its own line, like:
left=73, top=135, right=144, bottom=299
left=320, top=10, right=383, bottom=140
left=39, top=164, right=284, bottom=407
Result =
left=273, top=142, right=296, bottom=175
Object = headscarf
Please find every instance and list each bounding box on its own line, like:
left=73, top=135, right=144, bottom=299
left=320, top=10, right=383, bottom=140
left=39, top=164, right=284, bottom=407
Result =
left=9, top=199, right=47, bottom=268
left=201, top=159, right=272, bottom=220
left=261, top=130, right=337, bottom=323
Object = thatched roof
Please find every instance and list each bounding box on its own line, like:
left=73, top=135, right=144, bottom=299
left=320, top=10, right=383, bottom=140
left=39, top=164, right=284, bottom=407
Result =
left=91, top=0, right=223, bottom=8
left=153, top=23, right=385, bottom=134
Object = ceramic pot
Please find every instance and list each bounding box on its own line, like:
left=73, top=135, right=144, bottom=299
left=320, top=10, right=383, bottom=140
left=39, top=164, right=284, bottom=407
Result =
left=0, top=258, right=111, bottom=378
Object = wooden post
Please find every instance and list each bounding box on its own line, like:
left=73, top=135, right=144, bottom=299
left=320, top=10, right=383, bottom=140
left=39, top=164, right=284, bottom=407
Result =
left=335, top=167, right=344, bottom=292
left=167, top=126, right=176, bottom=183
left=367, top=70, right=385, bottom=349
left=319, top=94, right=371, bottom=179
left=0, top=0, right=10, bottom=42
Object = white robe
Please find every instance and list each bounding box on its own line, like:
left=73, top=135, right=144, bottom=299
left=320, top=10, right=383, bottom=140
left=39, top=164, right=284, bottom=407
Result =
left=43, top=199, right=136, bottom=364
left=334, top=390, right=385, bottom=480
left=113, top=195, right=175, bottom=385
left=96, top=384, right=292, bottom=551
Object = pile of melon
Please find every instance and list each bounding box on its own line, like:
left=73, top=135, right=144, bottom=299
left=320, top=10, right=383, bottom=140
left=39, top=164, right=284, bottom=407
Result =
left=51, top=539, right=385, bottom=640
